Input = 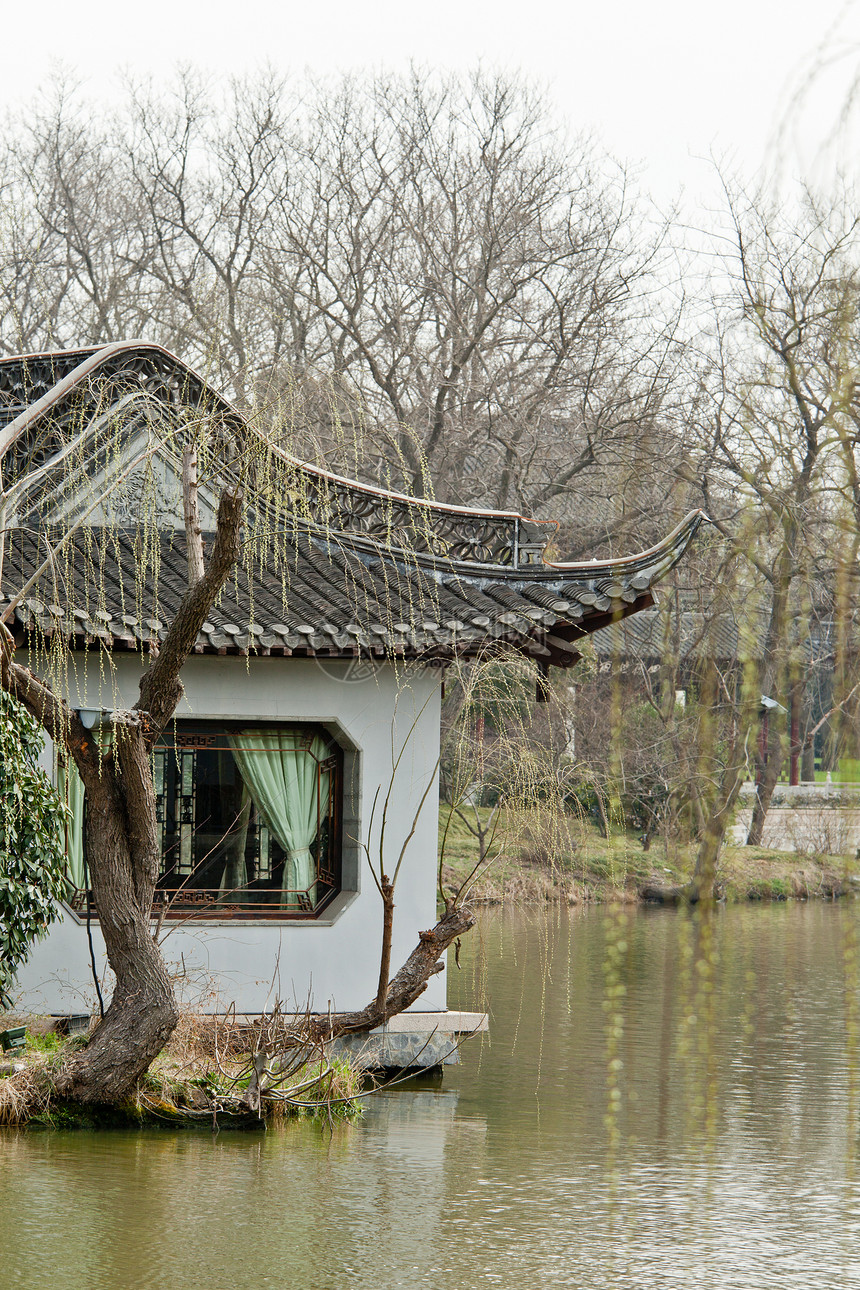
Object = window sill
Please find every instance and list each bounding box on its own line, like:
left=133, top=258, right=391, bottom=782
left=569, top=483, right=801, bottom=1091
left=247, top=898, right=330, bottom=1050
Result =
left=61, top=887, right=360, bottom=929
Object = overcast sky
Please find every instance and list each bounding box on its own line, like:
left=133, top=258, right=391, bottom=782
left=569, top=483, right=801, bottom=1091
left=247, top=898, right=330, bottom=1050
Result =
left=2, top=0, right=857, bottom=215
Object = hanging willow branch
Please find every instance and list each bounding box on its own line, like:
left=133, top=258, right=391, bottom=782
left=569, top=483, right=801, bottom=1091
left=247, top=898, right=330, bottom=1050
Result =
left=181, top=443, right=205, bottom=587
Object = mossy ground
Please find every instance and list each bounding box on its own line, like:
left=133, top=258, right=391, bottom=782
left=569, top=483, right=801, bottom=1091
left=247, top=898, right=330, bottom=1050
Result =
left=439, top=805, right=859, bottom=905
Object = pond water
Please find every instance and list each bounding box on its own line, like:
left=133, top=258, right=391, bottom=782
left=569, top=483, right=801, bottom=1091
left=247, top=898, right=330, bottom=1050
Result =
left=2, top=901, right=860, bottom=1289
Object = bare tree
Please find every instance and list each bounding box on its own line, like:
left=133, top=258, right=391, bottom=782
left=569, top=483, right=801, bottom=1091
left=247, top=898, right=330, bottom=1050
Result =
left=271, top=69, right=685, bottom=519
left=0, top=79, right=145, bottom=353
left=689, top=180, right=860, bottom=850
left=0, top=69, right=690, bottom=552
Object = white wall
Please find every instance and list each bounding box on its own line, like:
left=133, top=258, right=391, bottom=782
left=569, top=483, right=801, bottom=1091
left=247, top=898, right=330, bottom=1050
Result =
left=11, top=651, right=447, bottom=1015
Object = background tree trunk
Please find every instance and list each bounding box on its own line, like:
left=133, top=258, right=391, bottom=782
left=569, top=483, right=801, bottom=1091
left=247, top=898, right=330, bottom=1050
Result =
left=746, top=724, right=784, bottom=847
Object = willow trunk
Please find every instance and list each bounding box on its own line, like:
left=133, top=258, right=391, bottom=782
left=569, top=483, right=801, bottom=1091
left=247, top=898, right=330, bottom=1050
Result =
left=54, top=756, right=177, bottom=1103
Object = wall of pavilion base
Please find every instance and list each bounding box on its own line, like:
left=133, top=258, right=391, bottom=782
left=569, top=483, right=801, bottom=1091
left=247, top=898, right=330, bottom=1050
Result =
left=10, top=653, right=449, bottom=1017
left=327, top=1011, right=488, bottom=1070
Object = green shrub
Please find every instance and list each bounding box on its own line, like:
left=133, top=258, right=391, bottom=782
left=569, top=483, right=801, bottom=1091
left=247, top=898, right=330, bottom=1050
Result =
left=0, top=691, right=69, bottom=1007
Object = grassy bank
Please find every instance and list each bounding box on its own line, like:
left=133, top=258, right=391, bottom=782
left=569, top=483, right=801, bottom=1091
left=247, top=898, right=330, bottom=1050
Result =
left=439, top=805, right=859, bottom=905
left=0, top=1016, right=362, bottom=1129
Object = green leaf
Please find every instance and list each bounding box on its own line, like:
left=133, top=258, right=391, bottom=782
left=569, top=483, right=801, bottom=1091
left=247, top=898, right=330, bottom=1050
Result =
left=0, top=691, right=67, bottom=1001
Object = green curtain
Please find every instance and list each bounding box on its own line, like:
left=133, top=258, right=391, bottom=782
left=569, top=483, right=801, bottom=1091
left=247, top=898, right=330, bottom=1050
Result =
left=57, top=758, right=86, bottom=891
left=229, top=730, right=331, bottom=908
left=56, top=728, right=113, bottom=894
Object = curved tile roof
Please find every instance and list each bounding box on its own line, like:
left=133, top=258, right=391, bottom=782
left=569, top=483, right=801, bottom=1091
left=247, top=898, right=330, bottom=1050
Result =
left=0, top=342, right=706, bottom=666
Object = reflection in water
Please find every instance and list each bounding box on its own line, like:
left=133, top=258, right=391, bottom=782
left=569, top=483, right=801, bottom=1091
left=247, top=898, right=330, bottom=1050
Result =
left=2, top=902, right=859, bottom=1288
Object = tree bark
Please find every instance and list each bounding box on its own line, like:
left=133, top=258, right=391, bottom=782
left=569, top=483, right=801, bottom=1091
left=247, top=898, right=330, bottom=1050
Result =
left=54, top=763, right=178, bottom=1103
left=789, top=683, right=801, bottom=787
left=688, top=734, right=748, bottom=899
left=310, top=901, right=476, bottom=1042
left=54, top=494, right=245, bottom=1101
left=374, top=877, right=395, bottom=1013
left=136, top=489, right=243, bottom=736
left=746, top=539, right=794, bottom=846
left=2, top=488, right=245, bottom=1104
left=746, top=715, right=784, bottom=846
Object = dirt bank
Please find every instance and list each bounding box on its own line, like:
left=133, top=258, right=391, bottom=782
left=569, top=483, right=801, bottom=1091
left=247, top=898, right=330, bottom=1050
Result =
left=440, top=810, right=858, bottom=906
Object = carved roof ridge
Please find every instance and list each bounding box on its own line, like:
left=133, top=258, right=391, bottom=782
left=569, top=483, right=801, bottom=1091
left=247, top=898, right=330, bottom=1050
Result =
left=539, top=510, right=709, bottom=577
left=0, top=342, right=542, bottom=555
left=0, top=340, right=705, bottom=576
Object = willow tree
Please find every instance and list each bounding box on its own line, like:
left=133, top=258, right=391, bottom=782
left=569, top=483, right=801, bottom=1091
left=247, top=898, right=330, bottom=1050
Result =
left=0, top=356, right=474, bottom=1106
left=0, top=439, right=245, bottom=1099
